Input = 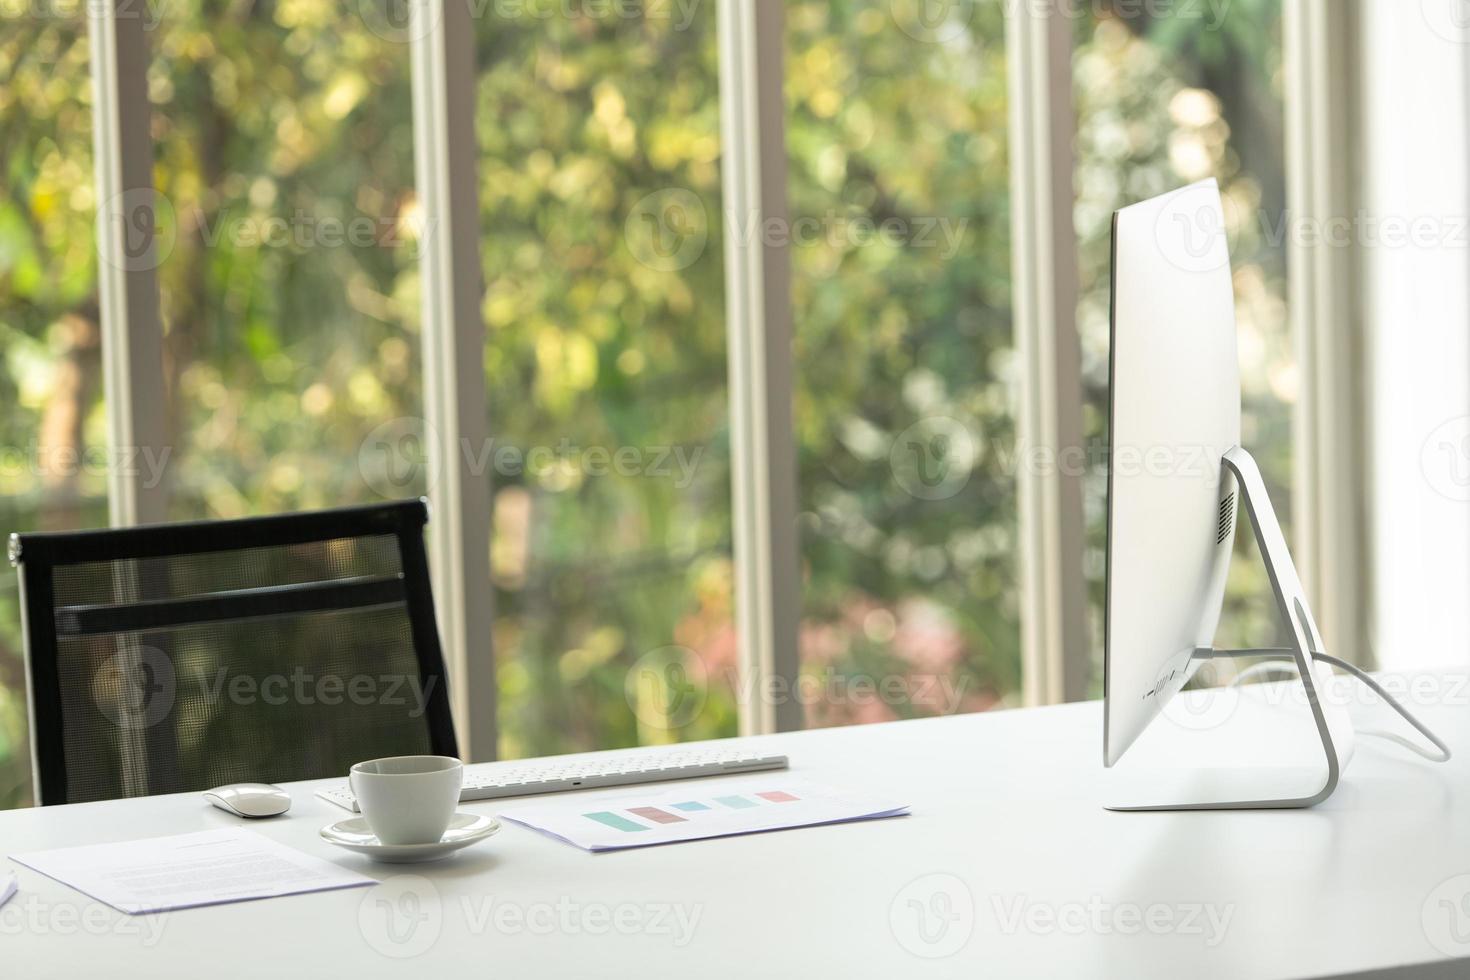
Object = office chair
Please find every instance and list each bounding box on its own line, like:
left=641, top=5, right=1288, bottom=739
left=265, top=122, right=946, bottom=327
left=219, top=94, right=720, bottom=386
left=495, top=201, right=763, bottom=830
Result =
left=8, top=499, right=459, bottom=805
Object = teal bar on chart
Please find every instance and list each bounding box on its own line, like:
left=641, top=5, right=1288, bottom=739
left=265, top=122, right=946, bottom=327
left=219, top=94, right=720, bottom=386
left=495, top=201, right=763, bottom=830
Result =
left=584, top=811, right=649, bottom=833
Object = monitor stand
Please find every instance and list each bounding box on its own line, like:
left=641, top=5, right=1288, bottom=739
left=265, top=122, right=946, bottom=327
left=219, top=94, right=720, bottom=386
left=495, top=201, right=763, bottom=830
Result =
left=1104, top=446, right=1355, bottom=811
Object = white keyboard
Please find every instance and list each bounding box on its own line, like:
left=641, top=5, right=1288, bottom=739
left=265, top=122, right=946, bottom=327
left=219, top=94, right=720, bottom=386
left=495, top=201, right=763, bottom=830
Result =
left=316, top=749, right=789, bottom=812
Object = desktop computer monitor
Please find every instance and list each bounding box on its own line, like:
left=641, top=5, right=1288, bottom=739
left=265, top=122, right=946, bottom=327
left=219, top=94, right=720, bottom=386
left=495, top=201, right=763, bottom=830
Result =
left=1101, top=180, right=1374, bottom=810
left=1103, top=180, right=1445, bottom=809
left=1103, top=179, right=1241, bottom=768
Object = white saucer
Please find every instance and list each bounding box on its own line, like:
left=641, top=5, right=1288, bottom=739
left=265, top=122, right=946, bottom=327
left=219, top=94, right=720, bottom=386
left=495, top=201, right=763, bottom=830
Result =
left=320, top=812, right=501, bottom=863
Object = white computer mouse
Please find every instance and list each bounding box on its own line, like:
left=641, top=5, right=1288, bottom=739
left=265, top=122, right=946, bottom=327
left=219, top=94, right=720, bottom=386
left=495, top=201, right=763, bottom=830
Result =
left=203, top=783, right=292, bottom=818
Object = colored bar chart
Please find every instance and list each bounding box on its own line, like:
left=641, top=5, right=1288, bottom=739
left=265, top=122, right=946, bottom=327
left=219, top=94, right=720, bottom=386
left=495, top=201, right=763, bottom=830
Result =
left=501, top=778, right=910, bottom=851
left=582, top=788, right=803, bottom=832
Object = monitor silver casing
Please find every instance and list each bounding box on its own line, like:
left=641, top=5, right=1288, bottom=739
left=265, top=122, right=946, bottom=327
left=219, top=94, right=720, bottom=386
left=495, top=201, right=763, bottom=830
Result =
left=1103, top=180, right=1354, bottom=809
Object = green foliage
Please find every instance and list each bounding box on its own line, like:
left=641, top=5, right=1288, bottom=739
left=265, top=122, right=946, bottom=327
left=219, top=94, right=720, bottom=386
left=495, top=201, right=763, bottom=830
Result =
left=787, top=0, right=1021, bottom=714
left=471, top=6, right=733, bottom=755
left=151, top=1, right=424, bottom=518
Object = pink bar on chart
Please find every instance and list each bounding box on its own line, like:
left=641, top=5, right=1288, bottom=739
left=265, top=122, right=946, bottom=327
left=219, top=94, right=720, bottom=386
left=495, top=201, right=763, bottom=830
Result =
left=757, top=791, right=799, bottom=803
left=627, top=806, right=686, bottom=825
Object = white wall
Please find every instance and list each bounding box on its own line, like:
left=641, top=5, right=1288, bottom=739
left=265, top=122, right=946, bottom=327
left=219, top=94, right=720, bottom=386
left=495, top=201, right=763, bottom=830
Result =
left=1360, top=0, right=1470, bottom=668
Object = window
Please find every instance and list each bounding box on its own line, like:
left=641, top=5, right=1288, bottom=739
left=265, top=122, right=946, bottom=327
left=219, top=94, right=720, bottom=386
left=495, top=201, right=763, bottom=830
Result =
left=473, top=4, right=737, bottom=756
left=0, top=1, right=1366, bottom=807
left=0, top=11, right=103, bottom=809
left=787, top=1, right=1020, bottom=724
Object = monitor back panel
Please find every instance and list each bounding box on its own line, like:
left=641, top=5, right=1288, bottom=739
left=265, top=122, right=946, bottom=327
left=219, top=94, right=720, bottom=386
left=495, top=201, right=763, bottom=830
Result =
left=1105, top=179, right=1241, bottom=766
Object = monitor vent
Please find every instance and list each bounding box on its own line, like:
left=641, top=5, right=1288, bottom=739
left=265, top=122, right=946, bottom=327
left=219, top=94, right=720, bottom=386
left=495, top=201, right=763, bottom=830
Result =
left=1216, top=492, right=1236, bottom=545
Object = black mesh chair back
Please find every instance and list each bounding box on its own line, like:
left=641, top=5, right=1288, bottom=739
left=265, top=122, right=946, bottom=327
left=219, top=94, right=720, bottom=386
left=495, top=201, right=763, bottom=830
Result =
left=9, top=500, right=458, bottom=805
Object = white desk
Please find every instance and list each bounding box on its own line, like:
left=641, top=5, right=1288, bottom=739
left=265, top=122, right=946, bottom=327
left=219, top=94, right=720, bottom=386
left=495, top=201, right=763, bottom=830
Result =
left=4, top=678, right=1469, bottom=979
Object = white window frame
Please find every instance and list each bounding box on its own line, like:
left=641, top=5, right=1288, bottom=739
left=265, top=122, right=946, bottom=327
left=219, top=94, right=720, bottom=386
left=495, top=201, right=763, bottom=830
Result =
left=89, top=0, right=168, bottom=527
left=717, top=0, right=802, bottom=735
left=1286, top=0, right=1369, bottom=669
left=1006, top=1, right=1090, bottom=705
left=1356, top=0, right=1470, bottom=671
left=411, top=0, right=499, bottom=760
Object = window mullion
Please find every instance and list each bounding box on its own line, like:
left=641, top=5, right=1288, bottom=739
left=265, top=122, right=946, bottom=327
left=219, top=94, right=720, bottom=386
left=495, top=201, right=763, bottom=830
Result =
left=89, top=0, right=168, bottom=527
left=411, top=0, right=497, bottom=759
left=1285, top=0, right=1367, bottom=667
left=1005, top=1, right=1089, bottom=704
left=717, top=0, right=802, bottom=735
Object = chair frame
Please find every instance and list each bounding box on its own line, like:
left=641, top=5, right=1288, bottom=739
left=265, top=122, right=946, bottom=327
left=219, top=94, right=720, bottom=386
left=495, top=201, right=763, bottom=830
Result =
left=9, top=499, right=459, bottom=804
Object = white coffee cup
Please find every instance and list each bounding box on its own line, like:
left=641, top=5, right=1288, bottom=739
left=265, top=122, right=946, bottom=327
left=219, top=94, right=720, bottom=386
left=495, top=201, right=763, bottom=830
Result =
left=349, top=755, right=463, bottom=846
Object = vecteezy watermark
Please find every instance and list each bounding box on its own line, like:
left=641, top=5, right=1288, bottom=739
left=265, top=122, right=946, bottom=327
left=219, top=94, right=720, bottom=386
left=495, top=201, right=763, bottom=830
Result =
left=0, top=442, right=171, bottom=489
left=1421, top=416, right=1470, bottom=502
left=98, top=187, right=178, bottom=273
left=1257, top=210, right=1470, bottom=252
left=889, top=416, right=978, bottom=501
left=891, top=0, right=1233, bottom=45
left=886, top=418, right=1247, bottom=500
left=889, top=877, right=1235, bottom=957
left=1042, top=0, right=1233, bottom=27
left=625, top=645, right=708, bottom=731
left=192, top=209, right=419, bottom=254
left=357, top=876, right=703, bottom=959
left=625, top=189, right=710, bottom=273
left=1, top=0, right=170, bottom=30
left=359, top=416, right=436, bottom=496
left=91, top=650, right=440, bottom=731
left=1156, top=664, right=1470, bottom=737
left=357, top=0, right=704, bottom=40
left=1422, top=0, right=1470, bottom=45
left=356, top=0, right=439, bottom=43
left=741, top=670, right=974, bottom=718
left=98, top=190, right=421, bottom=273
left=623, top=189, right=970, bottom=273
left=358, top=416, right=707, bottom=498
left=624, top=646, right=974, bottom=731
left=1156, top=658, right=1245, bottom=734
left=1035, top=440, right=1221, bottom=480
left=0, top=894, right=169, bottom=946
left=195, top=667, right=439, bottom=718
left=1152, top=198, right=1470, bottom=273
left=989, top=894, right=1235, bottom=946
left=723, top=210, right=970, bottom=264
left=1423, top=874, right=1470, bottom=958
left=92, top=645, right=176, bottom=731
left=1152, top=180, right=1234, bottom=274
left=487, top=0, right=704, bottom=31
left=890, top=0, right=977, bottom=44
left=890, top=873, right=976, bottom=959
left=359, top=876, right=443, bottom=959
left=458, top=896, right=702, bottom=945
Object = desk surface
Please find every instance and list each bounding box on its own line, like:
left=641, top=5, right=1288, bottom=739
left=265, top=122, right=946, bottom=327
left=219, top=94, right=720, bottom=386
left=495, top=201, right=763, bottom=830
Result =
left=4, top=678, right=1469, bottom=980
